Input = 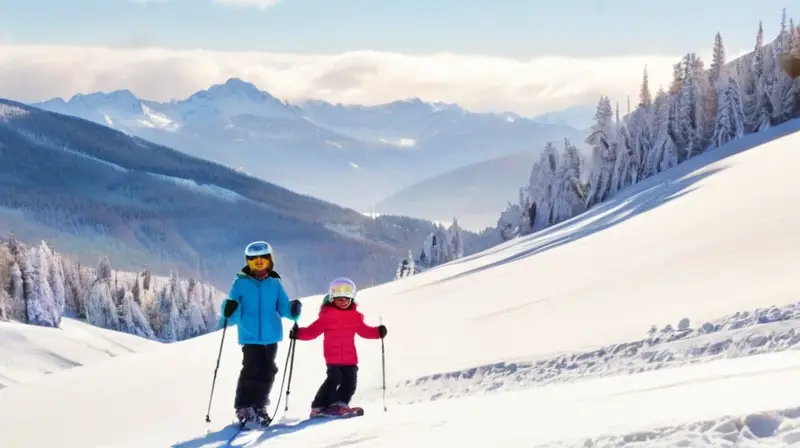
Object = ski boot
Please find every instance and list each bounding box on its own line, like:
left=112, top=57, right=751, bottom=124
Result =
left=325, top=402, right=363, bottom=418
left=235, top=406, right=271, bottom=429
left=254, top=406, right=272, bottom=427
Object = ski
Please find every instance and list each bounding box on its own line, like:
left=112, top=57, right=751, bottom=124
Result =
left=224, top=409, right=365, bottom=445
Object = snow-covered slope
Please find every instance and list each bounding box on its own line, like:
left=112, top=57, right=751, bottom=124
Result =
left=1, top=120, right=800, bottom=447
left=0, top=318, right=159, bottom=389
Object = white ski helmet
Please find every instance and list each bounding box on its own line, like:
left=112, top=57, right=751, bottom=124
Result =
left=244, top=240, right=273, bottom=258
left=327, top=277, right=357, bottom=300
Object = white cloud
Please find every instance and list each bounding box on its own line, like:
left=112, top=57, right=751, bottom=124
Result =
left=213, top=0, right=281, bottom=8
left=0, top=44, right=745, bottom=116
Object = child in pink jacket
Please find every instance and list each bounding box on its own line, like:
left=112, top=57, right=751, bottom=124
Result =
left=289, top=277, right=387, bottom=417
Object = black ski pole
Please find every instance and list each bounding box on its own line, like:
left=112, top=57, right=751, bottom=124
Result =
left=380, top=317, right=387, bottom=412
left=285, top=323, right=299, bottom=412
left=205, top=318, right=228, bottom=423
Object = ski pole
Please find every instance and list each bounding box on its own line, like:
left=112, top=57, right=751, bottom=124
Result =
left=380, top=316, right=387, bottom=412
left=285, top=323, right=299, bottom=412
left=269, top=323, right=298, bottom=420
left=205, top=318, right=228, bottom=423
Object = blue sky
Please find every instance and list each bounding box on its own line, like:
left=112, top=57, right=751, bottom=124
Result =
left=0, top=0, right=795, bottom=58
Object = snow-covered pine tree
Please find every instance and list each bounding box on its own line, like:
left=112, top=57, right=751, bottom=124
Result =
left=0, top=243, right=12, bottom=320
left=201, top=283, right=220, bottom=332
left=8, top=260, right=26, bottom=321
left=142, top=267, right=152, bottom=291
left=131, top=274, right=142, bottom=305
left=710, top=32, right=726, bottom=87
left=639, top=66, right=652, bottom=108
left=406, top=250, right=416, bottom=276
left=6, top=236, right=32, bottom=322
left=395, top=261, right=403, bottom=279
left=745, top=22, right=773, bottom=133
left=711, top=74, right=746, bottom=147
left=497, top=202, right=524, bottom=241
left=675, top=53, right=713, bottom=160
left=117, top=285, right=155, bottom=339
left=41, top=242, right=65, bottom=325
left=181, top=276, right=206, bottom=339
left=641, top=87, right=666, bottom=178
left=85, top=257, right=119, bottom=330
left=584, top=96, right=616, bottom=207
left=449, top=218, right=465, bottom=260
left=26, top=243, right=59, bottom=327
left=610, top=118, right=636, bottom=195
left=552, top=138, right=586, bottom=222
left=154, top=280, right=181, bottom=342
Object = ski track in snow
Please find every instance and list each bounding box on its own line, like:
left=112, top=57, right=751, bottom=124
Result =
left=396, top=301, right=800, bottom=404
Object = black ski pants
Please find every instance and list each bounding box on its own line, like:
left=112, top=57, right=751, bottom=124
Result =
left=311, top=365, right=359, bottom=409
left=234, top=343, right=278, bottom=409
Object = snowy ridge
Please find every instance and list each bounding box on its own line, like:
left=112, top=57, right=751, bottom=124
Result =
left=13, top=127, right=128, bottom=172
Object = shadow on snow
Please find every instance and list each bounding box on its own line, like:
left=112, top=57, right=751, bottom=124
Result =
left=172, top=418, right=339, bottom=447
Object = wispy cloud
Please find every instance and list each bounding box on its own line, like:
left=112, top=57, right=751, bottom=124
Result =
left=213, top=0, right=282, bottom=8
left=0, top=44, right=738, bottom=115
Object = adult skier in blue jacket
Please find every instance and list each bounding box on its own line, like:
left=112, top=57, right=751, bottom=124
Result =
left=219, top=240, right=302, bottom=426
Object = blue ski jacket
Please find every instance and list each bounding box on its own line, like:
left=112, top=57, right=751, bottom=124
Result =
left=218, top=268, right=299, bottom=345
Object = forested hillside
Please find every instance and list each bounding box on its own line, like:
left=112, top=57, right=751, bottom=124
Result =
left=0, top=235, right=223, bottom=342
left=499, top=12, right=796, bottom=237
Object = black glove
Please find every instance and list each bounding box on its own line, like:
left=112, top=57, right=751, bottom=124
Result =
left=222, top=300, right=238, bottom=318
left=288, top=325, right=298, bottom=339
left=290, top=299, right=302, bottom=318
left=378, top=325, right=387, bottom=338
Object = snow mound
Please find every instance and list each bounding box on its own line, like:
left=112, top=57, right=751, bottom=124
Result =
left=0, top=318, right=159, bottom=389
left=555, top=406, right=800, bottom=447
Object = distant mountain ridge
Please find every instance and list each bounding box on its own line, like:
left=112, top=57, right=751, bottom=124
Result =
left=0, top=98, right=471, bottom=297
left=30, top=78, right=586, bottom=211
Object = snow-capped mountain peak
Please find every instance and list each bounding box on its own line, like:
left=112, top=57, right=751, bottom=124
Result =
left=68, top=89, right=140, bottom=108
left=173, top=77, right=298, bottom=123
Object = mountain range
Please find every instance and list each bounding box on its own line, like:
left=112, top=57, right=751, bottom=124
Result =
left=31, top=78, right=588, bottom=214
left=0, top=98, right=495, bottom=297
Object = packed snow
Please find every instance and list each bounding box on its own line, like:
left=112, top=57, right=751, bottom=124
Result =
left=0, top=317, right=158, bottom=389
left=2, top=119, right=800, bottom=447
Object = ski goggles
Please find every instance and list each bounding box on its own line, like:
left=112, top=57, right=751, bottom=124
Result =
left=246, top=255, right=271, bottom=270
left=328, top=278, right=356, bottom=299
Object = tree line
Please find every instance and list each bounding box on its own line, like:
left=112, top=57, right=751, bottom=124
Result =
left=499, top=11, right=797, bottom=237
left=0, top=235, right=224, bottom=342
